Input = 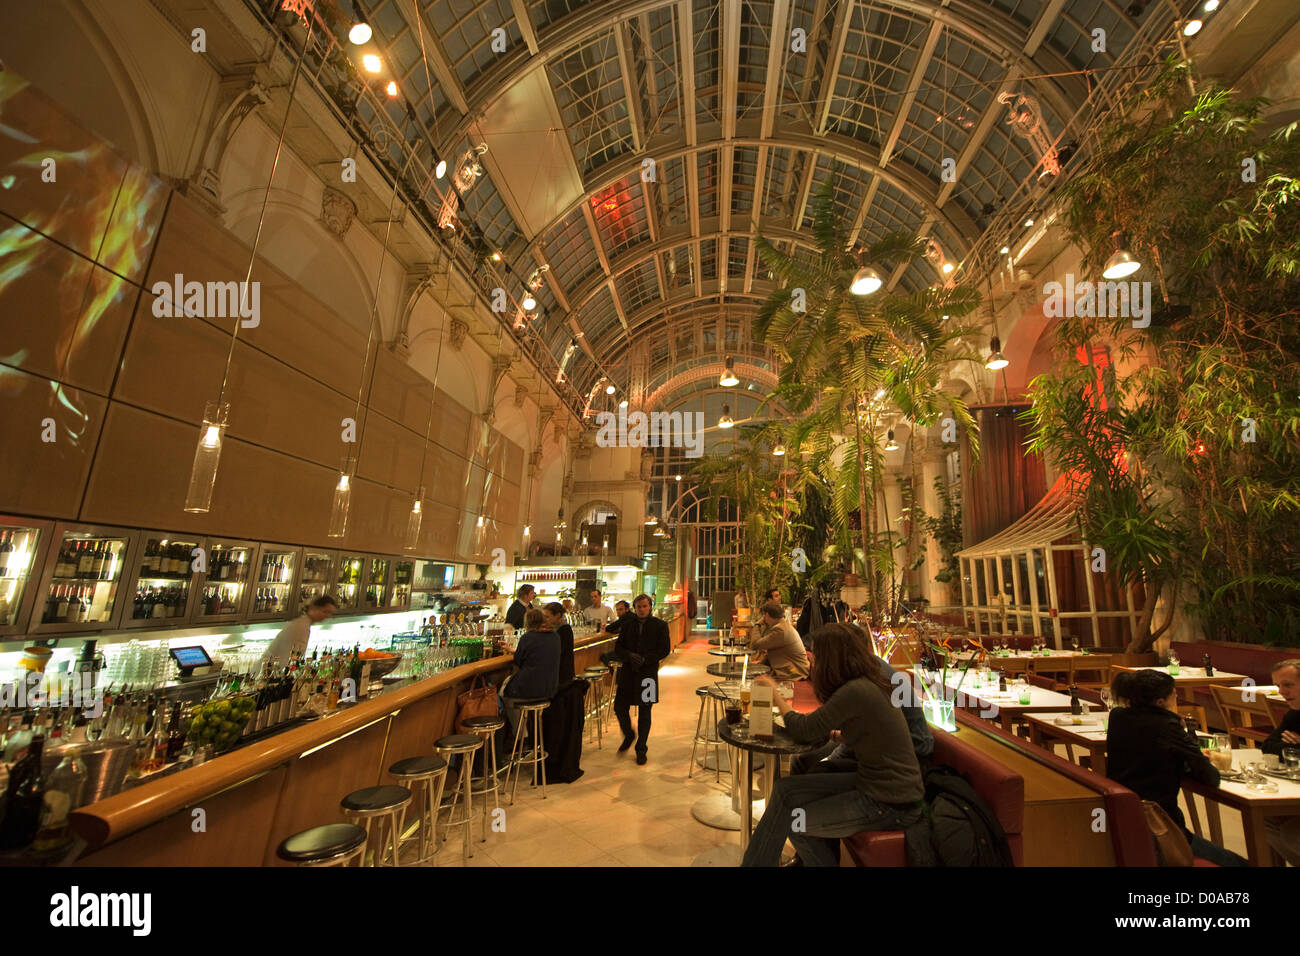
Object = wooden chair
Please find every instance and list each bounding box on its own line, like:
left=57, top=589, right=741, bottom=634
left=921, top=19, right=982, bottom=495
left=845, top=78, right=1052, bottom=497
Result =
left=1172, top=706, right=1211, bottom=838
left=1267, top=697, right=1292, bottom=737
left=1073, top=655, right=1112, bottom=692
left=1030, top=658, right=1075, bottom=691
left=1209, top=685, right=1275, bottom=748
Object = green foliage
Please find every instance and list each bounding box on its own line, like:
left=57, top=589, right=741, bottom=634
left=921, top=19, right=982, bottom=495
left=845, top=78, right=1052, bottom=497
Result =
left=919, top=476, right=963, bottom=584
left=1028, top=61, right=1300, bottom=646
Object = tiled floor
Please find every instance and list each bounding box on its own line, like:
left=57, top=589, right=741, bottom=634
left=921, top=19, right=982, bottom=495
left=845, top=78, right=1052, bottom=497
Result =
left=420, top=634, right=1255, bottom=866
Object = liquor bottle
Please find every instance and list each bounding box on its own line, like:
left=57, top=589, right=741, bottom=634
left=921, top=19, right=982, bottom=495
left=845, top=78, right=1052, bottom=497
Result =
left=34, top=746, right=87, bottom=851
left=165, top=702, right=185, bottom=762
left=1202, top=654, right=1214, bottom=677
left=0, top=735, right=47, bottom=850
left=1069, top=684, right=1082, bottom=716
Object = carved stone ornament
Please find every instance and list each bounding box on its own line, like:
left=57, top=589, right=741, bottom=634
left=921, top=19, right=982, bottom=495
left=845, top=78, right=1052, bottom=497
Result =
left=515, top=384, right=528, bottom=407
left=448, top=316, right=469, bottom=350
left=320, top=186, right=357, bottom=240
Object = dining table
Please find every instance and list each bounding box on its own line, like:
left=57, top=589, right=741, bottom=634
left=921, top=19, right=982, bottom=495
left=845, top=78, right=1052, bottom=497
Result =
left=1180, top=763, right=1300, bottom=866
left=1110, top=664, right=1249, bottom=689
left=1024, top=711, right=1110, bottom=773
left=909, top=668, right=1077, bottom=731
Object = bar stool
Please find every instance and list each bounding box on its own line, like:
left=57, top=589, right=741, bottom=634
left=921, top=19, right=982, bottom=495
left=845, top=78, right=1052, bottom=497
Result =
left=688, top=684, right=727, bottom=781
left=583, top=666, right=609, bottom=748
left=276, top=823, right=368, bottom=867
left=435, top=733, right=484, bottom=861
left=603, top=662, right=622, bottom=728
left=461, top=715, right=505, bottom=841
left=504, top=697, right=550, bottom=804
left=387, top=754, right=448, bottom=864
left=339, top=785, right=412, bottom=867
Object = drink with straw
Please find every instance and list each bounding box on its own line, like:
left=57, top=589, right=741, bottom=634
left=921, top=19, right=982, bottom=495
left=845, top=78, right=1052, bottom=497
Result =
left=739, top=682, right=751, bottom=719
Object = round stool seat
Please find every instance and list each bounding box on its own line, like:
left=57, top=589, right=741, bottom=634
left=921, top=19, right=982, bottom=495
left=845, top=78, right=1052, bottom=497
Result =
left=436, top=733, right=484, bottom=752
left=277, top=823, right=367, bottom=864
left=341, top=785, right=412, bottom=812
left=584, top=666, right=609, bottom=675
left=510, top=697, right=551, bottom=708
left=461, top=715, right=505, bottom=731
left=695, top=685, right=711, bottom=698
left=389, top=754, right=448, bottom=776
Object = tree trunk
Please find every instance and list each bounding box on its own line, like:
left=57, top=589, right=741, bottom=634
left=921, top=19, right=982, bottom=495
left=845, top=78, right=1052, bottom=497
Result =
left=852, top=396, right=878, bottom=624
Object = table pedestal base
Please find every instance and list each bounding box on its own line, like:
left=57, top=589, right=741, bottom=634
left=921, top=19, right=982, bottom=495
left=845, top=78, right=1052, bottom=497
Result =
left=691, top=793, right=743, bottom=830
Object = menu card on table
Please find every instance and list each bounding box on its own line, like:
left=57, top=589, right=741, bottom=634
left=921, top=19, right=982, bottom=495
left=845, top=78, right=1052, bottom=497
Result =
left=750, top=682, right=774, bottom=740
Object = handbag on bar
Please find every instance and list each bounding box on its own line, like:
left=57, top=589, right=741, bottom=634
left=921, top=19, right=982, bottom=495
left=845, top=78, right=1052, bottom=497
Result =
left=454, top=674, right=499, bottom=733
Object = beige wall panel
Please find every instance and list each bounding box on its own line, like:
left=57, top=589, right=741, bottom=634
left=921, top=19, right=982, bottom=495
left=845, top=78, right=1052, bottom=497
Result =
left=462, top=463, right=489, bottom=517
left=369, top=348, right=435, bottom=434
left=355, top=409, right=423, bottom=491
left=502, top=439, right=525, bottom=484
left=431, top=387, right=472, bottom=457
left=0, top=365, right=107, bottom=519
left=420, top=500, right=462, bottom=557
left=423, top=444, right=472, bottom=508
left=339, top=476, right=414, bottom=554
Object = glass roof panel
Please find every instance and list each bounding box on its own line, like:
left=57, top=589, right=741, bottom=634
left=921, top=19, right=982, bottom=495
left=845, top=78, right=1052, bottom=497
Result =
left=543, top=206, right=602, bottom=290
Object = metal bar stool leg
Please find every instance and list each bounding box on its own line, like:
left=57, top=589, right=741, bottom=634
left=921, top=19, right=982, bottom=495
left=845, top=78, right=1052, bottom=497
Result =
left=532, top=706, right=548, bottom=799
left=506, top=709, right=529, bottom=806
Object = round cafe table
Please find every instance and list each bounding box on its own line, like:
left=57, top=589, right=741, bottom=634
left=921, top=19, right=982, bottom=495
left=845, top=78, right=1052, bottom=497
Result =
left=706, top=662, right=770, bottom=679
left=692, top=715, right=821, bottom=866
left=709, top=646, right=750, bottom=659
left=689, top=683, right=765, bottom=813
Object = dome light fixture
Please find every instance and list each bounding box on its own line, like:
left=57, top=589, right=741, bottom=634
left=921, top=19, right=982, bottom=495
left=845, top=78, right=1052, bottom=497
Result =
left=674, top=474, right=682, bottom=482
left=619, top=398, right=628, bottom=409
left=985, top=336, right=1010, bottom=371
left=1183, top=18, right=1203, bottom=35
left=1203, top=0, right=1219, bottom=9
left=605, top=384, right=616, bottom=396
left=719, top=355, right=739, bottom=387
left=362, top=53, right=382, bottom=74
left=435, top=158, right=447, bottom=179
left=941, top=262, right=955, bottom=274
left=385, top=80, right=398, bottom=97
left=885, top=430, right=899, bottom=452
left=645, top=513, right=659, bottom=526
left=772, top=443, right=786, bottom=456
left=522, top=292, right=537, bottom=311
left=999, top=245, right=1010, bottom=255
left=850, top=264, right=883, bottom=296
left=718, top=404, right=734, bottom=429
left=348, top=1, right=373, bottom=45
left=1102, top=233, right=1142, bottom=279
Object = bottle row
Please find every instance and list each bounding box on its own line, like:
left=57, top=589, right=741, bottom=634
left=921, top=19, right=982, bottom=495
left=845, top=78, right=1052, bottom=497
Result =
left=0, top=517, right=469, bottom=638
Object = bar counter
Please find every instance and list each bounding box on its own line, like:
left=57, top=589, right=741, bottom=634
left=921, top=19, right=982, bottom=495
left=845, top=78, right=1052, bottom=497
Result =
left=68, top=632, right=617, bottom=866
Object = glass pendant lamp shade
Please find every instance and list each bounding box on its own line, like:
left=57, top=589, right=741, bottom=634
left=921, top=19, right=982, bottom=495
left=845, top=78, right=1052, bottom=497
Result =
left=404, top=488, right=424, bottom=550
left=719, top=356, right=739, bottom=387
left=985, top=337, right=1010, bottom=371
left=718, top=404, right=734, bottom=429
left=327, top=457, right=357, bottom=538
left=849, top=265, right=883, bottom=296
left=772, top=443, right=786, bottom=456
left=184, top=400, right=230, bottom=513
left=885, top=430, right=899, bottom=452
left=1102, top=248, right=1142, bottom=279
left=645, top=513, right=659, bottom=526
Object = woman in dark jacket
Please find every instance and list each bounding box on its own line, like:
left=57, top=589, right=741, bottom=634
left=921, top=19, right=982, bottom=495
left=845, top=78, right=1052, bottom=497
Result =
left=1105, top=669, right=1247, bottom=866
left=742, top=623, right=924, bottom=866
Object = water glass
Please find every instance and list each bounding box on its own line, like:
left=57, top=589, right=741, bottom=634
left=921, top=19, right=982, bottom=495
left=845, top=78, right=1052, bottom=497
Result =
left=1282, top=747, right=1300, bottom=778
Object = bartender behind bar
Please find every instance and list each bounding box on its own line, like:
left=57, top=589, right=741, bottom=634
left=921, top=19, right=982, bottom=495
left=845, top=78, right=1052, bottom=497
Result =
left=259, top=595, right=336, bottom=667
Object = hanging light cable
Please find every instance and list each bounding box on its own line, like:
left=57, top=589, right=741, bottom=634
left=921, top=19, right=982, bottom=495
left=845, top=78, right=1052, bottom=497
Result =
left=984, top=280, right=1009, bottom=372
left=185, top=16, right=315, bottom=513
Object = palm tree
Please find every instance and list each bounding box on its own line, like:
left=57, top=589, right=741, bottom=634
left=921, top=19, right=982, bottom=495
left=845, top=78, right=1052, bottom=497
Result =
left=753, top=175, right=983, bottom=623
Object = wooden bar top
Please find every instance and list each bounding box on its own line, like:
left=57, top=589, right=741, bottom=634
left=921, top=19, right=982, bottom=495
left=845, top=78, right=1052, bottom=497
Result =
left=71, top=632, right=617, bottom=848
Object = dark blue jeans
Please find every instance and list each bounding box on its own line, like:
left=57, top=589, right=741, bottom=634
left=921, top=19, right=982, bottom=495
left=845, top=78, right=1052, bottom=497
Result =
left=741, top=771, right=922, bottom=866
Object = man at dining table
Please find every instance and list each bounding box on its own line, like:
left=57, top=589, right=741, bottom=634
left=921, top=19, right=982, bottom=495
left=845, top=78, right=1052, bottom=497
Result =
left=750, top=601, right=810, bottom=680
left=1262, top=659, right=1300, bottom=865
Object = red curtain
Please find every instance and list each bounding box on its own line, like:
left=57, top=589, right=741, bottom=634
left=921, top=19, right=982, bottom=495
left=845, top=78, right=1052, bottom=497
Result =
left=962, top=406, right=1047, bottom=547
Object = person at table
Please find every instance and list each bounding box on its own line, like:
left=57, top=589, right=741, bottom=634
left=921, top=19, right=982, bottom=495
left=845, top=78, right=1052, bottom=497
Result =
left=764, top=588, right=782, bottom=606
left=259, top=594, right=335, bottom=668
left=613, top=594, right=672, bottom=765
left=792, top=625, right=933, bottom=776
left=506, top=584, right=535, bottom=629
left=584, top=589, right=616, bottom=628
left=502, top=608, right=559, bottom=741
left=742, top=622, right=925, bottom=867
left=603, top=600, right=631, bottom=634
left=1106, top=670, right=1247, bottom=866
left=543, top=602, right=576, bottom=684
left=1262, top=659, right=1300, bottom=865
left=750, top=601, right=810, bottom=680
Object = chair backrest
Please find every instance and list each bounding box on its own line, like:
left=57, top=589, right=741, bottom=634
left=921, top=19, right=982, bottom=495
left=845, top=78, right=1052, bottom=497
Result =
left=1027, top=673, right=1056, bottom=690
left=931, top=727, right=1025, bottom=862
left=1209, top=684, right=1275, bottom=731
left=1073, top=655, right=1112, bottom=684
left=1177, top=705, right=1208, bottom=734
left=1031, top=658, right=1075, bottom=680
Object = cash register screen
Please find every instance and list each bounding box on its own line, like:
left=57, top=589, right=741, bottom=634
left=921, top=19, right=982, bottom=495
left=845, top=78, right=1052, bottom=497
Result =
left=170, top=645, right=212, bottom=668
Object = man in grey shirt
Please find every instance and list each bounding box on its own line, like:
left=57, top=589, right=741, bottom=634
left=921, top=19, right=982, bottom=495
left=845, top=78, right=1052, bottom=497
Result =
left=751, top=602, right=810, bottom=680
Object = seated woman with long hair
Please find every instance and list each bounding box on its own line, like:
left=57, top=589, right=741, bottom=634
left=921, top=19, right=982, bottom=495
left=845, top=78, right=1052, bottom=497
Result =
left=1105, top=669, right=1247, bottom=866
left=742, top=622, right=924, bottom=866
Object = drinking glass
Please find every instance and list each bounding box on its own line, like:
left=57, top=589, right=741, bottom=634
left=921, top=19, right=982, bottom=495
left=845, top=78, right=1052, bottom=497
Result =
left=1017, top=686, right=1032, bottom=705
left=1282, top=747, right=1300, bottom=778
left=1098, top=688, right=1112, bottom=712
left=1070, top=637, right=1081, bottom=653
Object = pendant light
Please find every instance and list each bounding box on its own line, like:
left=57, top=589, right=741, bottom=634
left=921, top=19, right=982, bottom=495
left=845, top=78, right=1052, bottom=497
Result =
left=327, top=458, right=357, bottom=538
left=850, top=264, right=883, bottom=296
left=347, top=1, right=372, bottom=44
left=718, top=404, right=735, bottom=429
left=885, top=430, right=899, bottom=452
left=185, top=18, right=314, bottom=514
left=404, top=491, right=424, bottom=550
left=645, top=513, right=659, bottom=526
left=985, top=337, right=1009, bottom=371
left=772, top=443, right=786, bottom=456
left=719, top=356, right=739, bottom=387
left=1102, top=231, right=1142, bottom=279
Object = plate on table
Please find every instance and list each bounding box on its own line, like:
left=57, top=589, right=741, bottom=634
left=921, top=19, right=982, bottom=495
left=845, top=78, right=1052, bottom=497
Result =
left=1218, top=769, right=1247, bottom=781
left=1263, top=768, right=1299, bottom=782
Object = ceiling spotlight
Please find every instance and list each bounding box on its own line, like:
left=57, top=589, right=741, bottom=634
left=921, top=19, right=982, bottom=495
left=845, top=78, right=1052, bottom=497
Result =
left=1103, top=248, right=1142, bottom=280
left=1024, top=217, right=1035, bottom=228
left=674, top=474, right=682, bottom=481
left=619, top=399, right=628, bottom=408
left=850, top=264, right=883, bottom=296
left=773, top=443, right=786, bottom=456
left=645, top=514, right=659, bottom=526
left=605, top=384, right=616, bottom=395
left=1000, top=245, right=1010, bottom=255
left=385, top=80, right=398, bottom=97
left=1183, top=18, right=1203, bottom=35
left=718, top=404, right=734, bottom=429
left=885, top=429, right=899, bottom=452
left=1203, top=0, right=1219, bottom=9
left=435, top=158, right=447, bottom=179
left=941, top=262, right=955, bottom=274
left=362, top=53, right=382, bottom=74
left=490, top=250, right=501, bottom=262
left=522, top=292, right=537, bottom=311
left=349, top=22, right=373, bottom=45
left=719, top=355, right=739, bottom=387
left=985, top=336, right=1009, bottom=371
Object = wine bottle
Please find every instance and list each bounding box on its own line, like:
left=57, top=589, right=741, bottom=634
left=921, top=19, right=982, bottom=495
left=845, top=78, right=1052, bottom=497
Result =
left=34, top=746, right=87, bottom=850
left=165, top=702, right=185, bottom=762
left=56, top=586, right=71, bottom=622
left=0, top=735, right=47, bottom=850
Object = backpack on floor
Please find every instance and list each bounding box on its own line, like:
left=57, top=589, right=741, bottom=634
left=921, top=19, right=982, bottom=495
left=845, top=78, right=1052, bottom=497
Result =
left=923, top=764, right=1014, bottom=866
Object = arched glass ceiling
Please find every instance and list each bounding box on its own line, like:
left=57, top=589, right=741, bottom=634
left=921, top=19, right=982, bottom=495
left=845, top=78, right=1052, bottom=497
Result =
left=279, top=0, right=1173, bottom=404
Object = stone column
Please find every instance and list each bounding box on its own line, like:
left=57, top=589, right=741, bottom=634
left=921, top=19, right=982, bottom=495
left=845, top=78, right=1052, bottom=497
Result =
left=918, top=438, right=952, bottom=609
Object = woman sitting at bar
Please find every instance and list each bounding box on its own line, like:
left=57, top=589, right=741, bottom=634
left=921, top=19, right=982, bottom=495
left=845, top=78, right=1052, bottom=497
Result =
left=502, top=608, right=560, bottom=741
left=1105, top=670, right=1247, bottom=866
left=742, top=622, right=924, bottom=867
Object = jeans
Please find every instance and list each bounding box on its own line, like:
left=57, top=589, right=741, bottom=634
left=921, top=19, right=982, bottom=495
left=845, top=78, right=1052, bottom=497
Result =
left=740, top=771, right=923, bottom=867
left=790, top=741, right=856, bottom=776
left=614, top=681, right=653, bottom=754
left=1188, top=834, right=1249, bottom=867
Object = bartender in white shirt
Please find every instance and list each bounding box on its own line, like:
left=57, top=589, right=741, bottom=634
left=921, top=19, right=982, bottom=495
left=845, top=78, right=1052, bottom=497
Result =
left=260, top=595, right=336, bottom=667
left=584, top=589, right=617, bottom=627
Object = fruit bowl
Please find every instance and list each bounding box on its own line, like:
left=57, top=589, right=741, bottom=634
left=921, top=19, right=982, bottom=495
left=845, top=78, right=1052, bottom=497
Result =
left=361, top=652, right=402, bottom=680
left=187, top=693, right=258, bottom=753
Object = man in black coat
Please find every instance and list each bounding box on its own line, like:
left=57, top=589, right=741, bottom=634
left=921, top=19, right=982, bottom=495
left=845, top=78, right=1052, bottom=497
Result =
left=505, top=584, right=534, bottom=629
left=613, top=594, right=672, bottom=765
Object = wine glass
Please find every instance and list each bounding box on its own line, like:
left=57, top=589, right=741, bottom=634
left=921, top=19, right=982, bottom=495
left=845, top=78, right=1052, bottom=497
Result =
left=1098, top=688, right=1112, bottom=712
left=1070, top=637, right=1081, bottom=653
